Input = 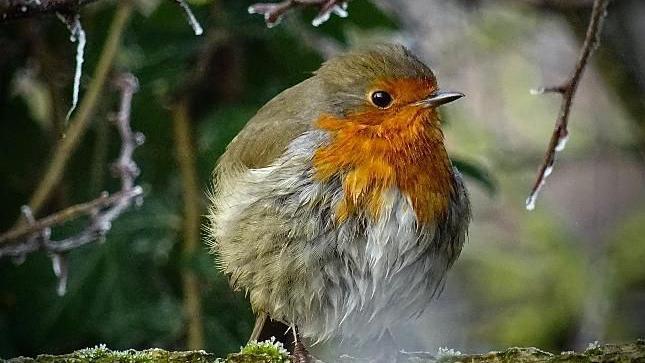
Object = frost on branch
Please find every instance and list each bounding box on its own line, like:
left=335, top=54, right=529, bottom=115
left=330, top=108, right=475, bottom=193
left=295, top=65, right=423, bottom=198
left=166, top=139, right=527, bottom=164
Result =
left=248, top=0, right=349, bottom=28
left=172, top=0, right=203, bottom=35
left=58, top=12, right=86, bottom=123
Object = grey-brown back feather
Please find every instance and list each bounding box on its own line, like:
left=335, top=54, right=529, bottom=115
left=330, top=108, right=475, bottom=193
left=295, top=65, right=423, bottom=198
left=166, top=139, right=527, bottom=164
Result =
left=216, top=76, right=325, bottom=176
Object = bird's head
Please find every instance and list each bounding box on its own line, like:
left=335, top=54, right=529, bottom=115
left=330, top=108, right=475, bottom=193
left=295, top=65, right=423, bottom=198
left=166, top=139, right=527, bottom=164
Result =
left=314, top=44, right=463, bottom=130
left=312, top=44, right=464, bottom=223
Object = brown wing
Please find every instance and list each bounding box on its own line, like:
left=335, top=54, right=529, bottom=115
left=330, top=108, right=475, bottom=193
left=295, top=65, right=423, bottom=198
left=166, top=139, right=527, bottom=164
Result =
left=216, top=76, right=325, bottom=175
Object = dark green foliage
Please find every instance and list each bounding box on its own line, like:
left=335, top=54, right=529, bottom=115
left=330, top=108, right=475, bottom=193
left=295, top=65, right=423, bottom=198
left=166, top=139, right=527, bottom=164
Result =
left=452, top=159, right=496, bottom=195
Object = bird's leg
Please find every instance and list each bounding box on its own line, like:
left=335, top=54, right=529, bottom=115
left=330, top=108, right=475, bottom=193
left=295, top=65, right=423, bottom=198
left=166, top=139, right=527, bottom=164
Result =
left=291, top=325, right=310, bottom=363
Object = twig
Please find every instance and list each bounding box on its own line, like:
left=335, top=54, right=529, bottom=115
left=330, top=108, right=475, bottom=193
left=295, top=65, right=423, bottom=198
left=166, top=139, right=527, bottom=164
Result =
left=526, top=0, right=610, bottom=211
left=0, top=73, right=144, bottom=297
left=248, top=0, right=349, bottom=28
left=0, top=0, right=99, bottom=22
left=0, top=190, right=136, bottom=244
left=171, top=0, right=203, bottom=36
left=172, top=98, right=204, bottom=349
left=24, top=1, right=133, bottom=219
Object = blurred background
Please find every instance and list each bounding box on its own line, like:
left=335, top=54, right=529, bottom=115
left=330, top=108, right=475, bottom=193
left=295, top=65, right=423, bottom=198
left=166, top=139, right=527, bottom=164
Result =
left=1, top=0, right=644, bottom=359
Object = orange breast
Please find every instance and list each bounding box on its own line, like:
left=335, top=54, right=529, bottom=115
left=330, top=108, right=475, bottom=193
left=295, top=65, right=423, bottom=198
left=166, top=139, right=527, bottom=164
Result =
left=313, top=106, right=454, bottom=225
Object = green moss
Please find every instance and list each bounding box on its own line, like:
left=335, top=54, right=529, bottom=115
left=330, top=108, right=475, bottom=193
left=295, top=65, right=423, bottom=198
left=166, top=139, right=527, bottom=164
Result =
left=233, top=338, right=290, bottom=363
left=4, top=340, right=644, bottom=363
left=3, top=340, right=288, bottom=363
left=5, top=344, right=220, bottom=363
left=436, top=340, right=645, bottom=363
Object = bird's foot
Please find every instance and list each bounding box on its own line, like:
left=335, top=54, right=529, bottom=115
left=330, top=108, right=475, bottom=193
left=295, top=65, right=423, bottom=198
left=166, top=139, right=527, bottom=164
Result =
left=292, top=342, right=311, bottom=363
left=291, top=325, right=311, bottom=363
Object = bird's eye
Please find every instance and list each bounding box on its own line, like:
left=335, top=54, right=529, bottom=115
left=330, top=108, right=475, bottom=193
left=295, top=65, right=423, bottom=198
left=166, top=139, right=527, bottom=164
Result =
left=370, top=91, right=393, bottom=109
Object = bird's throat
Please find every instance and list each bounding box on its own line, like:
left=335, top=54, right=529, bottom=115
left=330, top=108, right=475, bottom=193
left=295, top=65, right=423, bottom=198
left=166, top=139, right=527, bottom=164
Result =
left=313, top=108, right=454, bottom=224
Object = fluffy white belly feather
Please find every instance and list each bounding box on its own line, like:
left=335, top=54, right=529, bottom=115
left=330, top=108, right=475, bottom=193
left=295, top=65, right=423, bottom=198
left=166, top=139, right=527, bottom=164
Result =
left=301, top=189, right=450, bottom=343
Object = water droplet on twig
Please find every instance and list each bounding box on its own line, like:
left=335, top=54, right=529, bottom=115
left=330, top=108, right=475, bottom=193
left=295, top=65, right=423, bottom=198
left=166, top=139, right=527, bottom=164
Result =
left=12, top=254, right=26, bottom=266
left=174, top=0, right=203, bottom=36
left=50, top=254, right=68, bottom=296
left=555, top=135, right=569, bottom=152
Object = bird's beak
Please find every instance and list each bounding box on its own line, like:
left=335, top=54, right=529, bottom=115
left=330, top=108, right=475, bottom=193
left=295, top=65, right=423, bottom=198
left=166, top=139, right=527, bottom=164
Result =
left=416, top=90, right=464, bottom=108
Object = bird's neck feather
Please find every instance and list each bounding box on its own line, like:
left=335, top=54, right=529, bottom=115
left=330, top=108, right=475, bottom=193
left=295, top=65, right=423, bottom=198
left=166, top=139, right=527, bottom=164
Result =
left=313, top=108, right=454, bottom=224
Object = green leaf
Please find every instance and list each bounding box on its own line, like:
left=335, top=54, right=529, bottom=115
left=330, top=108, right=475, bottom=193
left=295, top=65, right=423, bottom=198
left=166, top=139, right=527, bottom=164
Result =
left=453, top=158, right=497, bottom=195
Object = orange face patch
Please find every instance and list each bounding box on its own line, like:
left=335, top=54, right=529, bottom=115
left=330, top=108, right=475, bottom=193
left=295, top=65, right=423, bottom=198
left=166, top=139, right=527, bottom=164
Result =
left=313, top=78, right=454, bottom=224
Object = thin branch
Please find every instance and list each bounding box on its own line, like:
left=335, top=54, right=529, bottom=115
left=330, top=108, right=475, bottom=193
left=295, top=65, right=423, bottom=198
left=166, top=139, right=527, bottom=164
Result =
left=0, top=0, right=99, bottom=22
left=172, top=98, right=205, bottom=349
left=24, top=1, right=133, bottom=219
left=171, top=0, right=203, bottom=36
left=0, top=190, right=136, bottom=244
left=248, top=0, right=349, bottom=28
left=526, top=0, right=610, bottom=211
left=0, top=73, right=144, bottom=297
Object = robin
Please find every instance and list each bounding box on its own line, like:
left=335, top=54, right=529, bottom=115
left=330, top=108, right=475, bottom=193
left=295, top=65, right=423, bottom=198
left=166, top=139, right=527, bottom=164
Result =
left=207, top=44, right=470, bottom=362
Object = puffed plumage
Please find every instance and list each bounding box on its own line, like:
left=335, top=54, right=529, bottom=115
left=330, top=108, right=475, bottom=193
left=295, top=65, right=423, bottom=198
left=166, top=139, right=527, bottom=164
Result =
left=207, top=44, right=470, bottom=345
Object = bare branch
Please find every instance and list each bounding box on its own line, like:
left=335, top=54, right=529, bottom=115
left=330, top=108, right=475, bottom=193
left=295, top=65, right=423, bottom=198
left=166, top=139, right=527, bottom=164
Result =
left=172, top=98, right=205, bottom=349
left=0, top=73, right=144, bottom=296
left=0, top=190, right=137, bottom=244
left=526, top=0, right=610, bottom=211
left=0, top=0, right=98, bottom=22
left=248, top=0, right=349, bottom=28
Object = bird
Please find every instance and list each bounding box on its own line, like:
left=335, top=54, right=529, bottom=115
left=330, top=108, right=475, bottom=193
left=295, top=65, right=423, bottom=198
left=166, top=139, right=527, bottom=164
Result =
left=207, top=44, right=470, bottom=362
